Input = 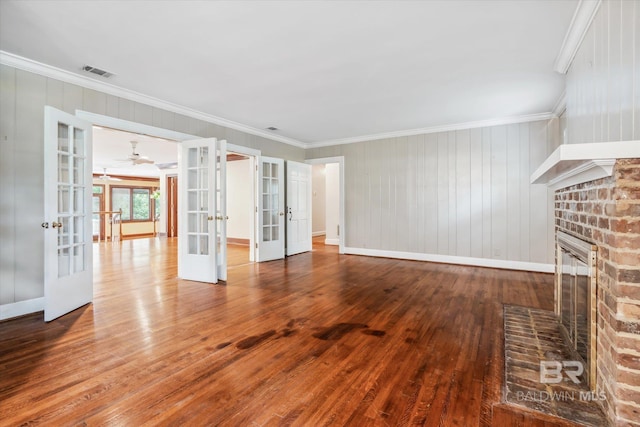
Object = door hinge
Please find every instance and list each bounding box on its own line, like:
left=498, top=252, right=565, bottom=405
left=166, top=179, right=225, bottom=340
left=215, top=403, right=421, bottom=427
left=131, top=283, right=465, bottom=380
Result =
left=255, top=243, right=258, bottom=249
left=337, top=225, right=340, bottom=236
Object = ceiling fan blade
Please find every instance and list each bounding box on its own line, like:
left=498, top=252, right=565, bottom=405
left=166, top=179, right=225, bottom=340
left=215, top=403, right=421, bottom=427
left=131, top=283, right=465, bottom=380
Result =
left=97, top=168, right=122, bottom=181
left=133, top=158, right=155, bottom=165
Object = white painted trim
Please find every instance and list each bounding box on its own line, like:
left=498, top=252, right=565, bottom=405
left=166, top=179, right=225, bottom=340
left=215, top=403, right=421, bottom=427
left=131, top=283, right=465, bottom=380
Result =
left=1, top=51, right=306, bottom=148
left=2, top=52, right=561, bottom=151
left=305, top=156, right=345, bottom=254
left=552, top=90, right=567, bottom=117
left=325, top=238, right=339, bottom=246
left=227, top=143, right=261, bottom=158
left=76, top=110, right=198, bottom=141
left=547, top=159, right=615, bottom=189
left=312, top=231, right=326, bottom=237
left=553, top=0, right=601, bottom=74
left=530, top=141, right=640, bottom=187
left=309, top=113, right=555, bottom=148
left=0, top=298, right=45, bottom=321
left=226, top=143, right=261, bottom=263
left=344, top=247, right=555, bottom=273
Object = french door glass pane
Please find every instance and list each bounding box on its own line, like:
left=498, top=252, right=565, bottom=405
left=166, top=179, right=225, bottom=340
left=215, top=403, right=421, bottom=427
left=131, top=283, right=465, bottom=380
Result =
left=58, top=154, right=69, bottom=182
left=73, top=128, right=85, bottom=155
left=58, top=123, right=69, bottom=152
left=187, top=146, right=209, bottom=255
left=58, top=185, right=70, bottom=213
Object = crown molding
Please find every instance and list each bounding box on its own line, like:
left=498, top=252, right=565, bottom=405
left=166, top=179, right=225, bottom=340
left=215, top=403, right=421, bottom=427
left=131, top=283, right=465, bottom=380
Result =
left=553, top=0, right=601, bottom=74
left=308, top=112, right=555, bottom=149
left=552, top=90, right=567, bottom=116
left=0, top=51, right=306, bottom=149
left=0, top=50, right=562, bottom=152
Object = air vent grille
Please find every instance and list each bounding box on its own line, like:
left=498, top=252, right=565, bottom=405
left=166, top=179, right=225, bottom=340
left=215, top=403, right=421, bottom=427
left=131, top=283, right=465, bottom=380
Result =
left=82, top=65, right=114, bottom=78
left=266, top=126, right=278, bottom=131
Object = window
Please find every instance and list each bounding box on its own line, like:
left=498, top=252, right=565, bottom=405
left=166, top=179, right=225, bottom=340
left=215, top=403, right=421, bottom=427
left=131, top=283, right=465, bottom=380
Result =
left=111, top=186, right=153, bottom=222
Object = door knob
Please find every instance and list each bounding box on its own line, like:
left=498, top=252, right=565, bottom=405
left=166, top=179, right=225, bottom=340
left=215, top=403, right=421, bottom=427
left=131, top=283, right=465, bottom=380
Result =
left=52, top=222, right=63, bottom=229
left=41, top=222, right=49, bottom=229
left=207, top=216, right=213, bottom=221
left=279, top=212, right=284, bottom=216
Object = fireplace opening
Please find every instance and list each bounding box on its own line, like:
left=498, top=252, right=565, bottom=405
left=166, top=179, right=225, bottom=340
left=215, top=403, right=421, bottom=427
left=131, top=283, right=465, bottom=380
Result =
left=556, top=231, right=597, bottom=389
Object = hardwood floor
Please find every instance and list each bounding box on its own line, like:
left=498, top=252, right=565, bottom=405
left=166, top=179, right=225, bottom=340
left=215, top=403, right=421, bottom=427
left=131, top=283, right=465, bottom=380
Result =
left=0, top=237, right=574, bottom=426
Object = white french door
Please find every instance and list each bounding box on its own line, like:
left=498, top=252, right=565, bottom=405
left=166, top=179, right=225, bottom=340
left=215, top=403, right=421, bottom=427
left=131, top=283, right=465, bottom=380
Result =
left=177, top=138, right=227, bottom=283
left=286, top=161, right=312, bottom=256
left=258, top=156, right=285, bottom=262
left=43, top=106, right=93, bottom=322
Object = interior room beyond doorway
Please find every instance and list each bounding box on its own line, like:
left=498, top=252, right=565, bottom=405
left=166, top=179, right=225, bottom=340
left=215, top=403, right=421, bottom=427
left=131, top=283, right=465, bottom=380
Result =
left=311, top=163, right=340, bottom=246
left=226, top=152, right=253, bottom=267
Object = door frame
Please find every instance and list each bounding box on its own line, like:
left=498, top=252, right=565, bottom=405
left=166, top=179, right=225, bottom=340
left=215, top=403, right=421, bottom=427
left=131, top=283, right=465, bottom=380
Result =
left=305, top=156, right=345, bottom=254
left=76, top=111, right=198, bottom=238
left=227, top=143, right=260, bottom=263
left=75, top=111, right=263, bottom=263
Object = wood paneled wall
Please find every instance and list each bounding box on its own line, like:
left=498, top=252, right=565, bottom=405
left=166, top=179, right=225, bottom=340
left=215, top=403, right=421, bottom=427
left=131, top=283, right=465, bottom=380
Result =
left=306, top=120, right=557, bottom=266
left=0, top=65, right=304, bottom=309
left=566, top=0, right=640, bottom=144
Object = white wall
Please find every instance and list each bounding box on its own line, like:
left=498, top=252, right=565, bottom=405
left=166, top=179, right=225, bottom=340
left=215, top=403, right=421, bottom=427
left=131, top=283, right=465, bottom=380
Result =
left=565, top=0, right=640, bottom=144
left=325, top=163, right=340, bottom=245
left=227, top=159, right=252, bottom=240
left=312, top=164, right=326, bottom=235
left=307, top=120, right=557, bottom=269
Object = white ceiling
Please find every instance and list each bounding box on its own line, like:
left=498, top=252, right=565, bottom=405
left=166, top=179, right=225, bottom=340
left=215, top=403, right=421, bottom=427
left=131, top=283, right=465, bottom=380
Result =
left=0, top=0, right=577, bottom=145
left=92, top=127, right=178, bottom=178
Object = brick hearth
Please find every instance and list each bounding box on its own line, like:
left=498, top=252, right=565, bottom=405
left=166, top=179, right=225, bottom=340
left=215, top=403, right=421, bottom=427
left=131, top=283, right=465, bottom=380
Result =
left=504, top=305, right=606, bottom=426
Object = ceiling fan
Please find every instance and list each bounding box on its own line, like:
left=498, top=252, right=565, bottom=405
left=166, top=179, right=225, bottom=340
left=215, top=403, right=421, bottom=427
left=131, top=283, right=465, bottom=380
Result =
left=96, top=168, right=122, bottom=181
left=117, top=141, right=155, bottom=165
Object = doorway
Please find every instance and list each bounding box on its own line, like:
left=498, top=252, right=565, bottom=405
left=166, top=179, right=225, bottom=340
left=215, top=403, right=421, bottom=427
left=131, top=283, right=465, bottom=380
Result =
left=77, top=112, right=263, bottom=278
left=307, top=157, right=345, bottom=254
left=226, top=152, right=255, bottom=267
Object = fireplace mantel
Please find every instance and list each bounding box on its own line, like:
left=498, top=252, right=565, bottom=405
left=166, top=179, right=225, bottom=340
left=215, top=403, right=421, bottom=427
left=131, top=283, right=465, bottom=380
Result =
left=530, top=141, right=640, bottom=189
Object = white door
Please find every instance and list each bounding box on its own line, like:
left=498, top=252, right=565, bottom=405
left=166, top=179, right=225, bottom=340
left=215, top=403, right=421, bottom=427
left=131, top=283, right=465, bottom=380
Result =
left=215, top=139, right=227, bottom=281
left=43, top=106, right=93, bottom=322
left=286, top=161, right=312, bottom=256
left=258, top=156, right=285, bottom=262
left=178, top=138, right=226, bottom=283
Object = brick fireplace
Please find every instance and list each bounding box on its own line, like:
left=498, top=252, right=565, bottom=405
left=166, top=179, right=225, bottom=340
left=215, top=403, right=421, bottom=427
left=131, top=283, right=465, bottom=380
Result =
left=554, top=158, right=640, bottom=426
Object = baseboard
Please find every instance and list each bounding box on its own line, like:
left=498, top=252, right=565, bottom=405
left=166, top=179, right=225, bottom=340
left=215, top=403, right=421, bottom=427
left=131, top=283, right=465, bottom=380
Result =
left=122, top=233, right=155, bottom=240
left=343, top=247, right=554, bottom=273
left=228, top=237, right=250, bottom=246
left=312, top=231, right=326, bottom=237
left=0, top=297, right=44, bottom=321
left=324, top=238, right=339, bottom=246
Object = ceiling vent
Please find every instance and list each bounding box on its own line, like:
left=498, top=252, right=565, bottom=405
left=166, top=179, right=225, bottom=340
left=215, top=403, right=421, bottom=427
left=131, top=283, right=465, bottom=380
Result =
left=266, top=126, right=278, bottom=131
left=82, top=65, right=114, bottom=78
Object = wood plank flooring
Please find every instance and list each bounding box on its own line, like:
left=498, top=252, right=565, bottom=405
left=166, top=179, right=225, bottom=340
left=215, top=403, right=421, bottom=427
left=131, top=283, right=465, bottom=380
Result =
left=0, top=237, right=574, bottom=426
